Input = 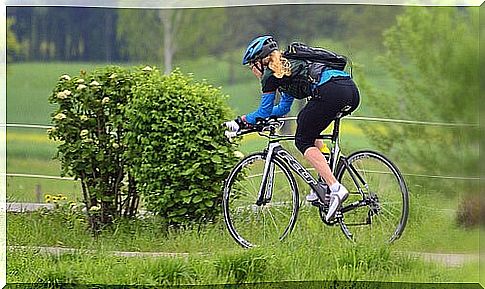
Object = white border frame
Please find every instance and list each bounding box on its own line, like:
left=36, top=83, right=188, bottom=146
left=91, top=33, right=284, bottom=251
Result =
left=1, top=1, right=482, bottom=288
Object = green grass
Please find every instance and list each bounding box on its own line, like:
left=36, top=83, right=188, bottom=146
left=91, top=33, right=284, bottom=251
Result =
left=7, top=128, right=56, bottom=161
left=7, top=213, right=478, bottom=285
left=7, top=191, right=479, bottom=254
left=7, top=249, right=479, bottom=285
left=7, top=176, right=82, bottom=203
left=391, top=191, right=480, bottom=254
left=7, top=62, right=115, bottom=125
left=6, top=59, right=259, bottom=125
left=6, top=127, right=83, bottom=202
left=6, top=182, right=480, bottom=284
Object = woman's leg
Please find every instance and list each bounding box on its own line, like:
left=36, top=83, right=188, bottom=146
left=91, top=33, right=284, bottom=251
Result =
left=303, top=146, right=337, bottom=186
left=295, top=101, right=335, bottom=203
left=311, top=139, right=337, bottom=184
left=295, top=79, right=359, bottom=220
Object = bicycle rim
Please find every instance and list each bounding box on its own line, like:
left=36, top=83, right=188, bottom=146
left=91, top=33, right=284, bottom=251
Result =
left=223, top=153, right=299, bottom=248
left=336, top=150, right=409, bottom=243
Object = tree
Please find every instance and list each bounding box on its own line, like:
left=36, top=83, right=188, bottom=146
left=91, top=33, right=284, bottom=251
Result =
left=6, top=18, right=22, bottom=62
left=8, top=7, right=119, bottom=61
left=117, top=9, right=162, bottom=62
left=158, top=9, right=183, bottom=74
left=361, top=7, right=479, bottom=188
left=116, top=9, right=187, bottom=74
left=337, top=5, right=403, bottom=51
left=117, top=8, right=227, bottom=74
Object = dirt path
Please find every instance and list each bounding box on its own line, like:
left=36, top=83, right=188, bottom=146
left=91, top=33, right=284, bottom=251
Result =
left=7, top=202, right=55, bottom=212
left=7, top=245, right=479, bottom=267
left=8, top=245, right=191, bottom=258
left=402, top=251, right=479, bottom=267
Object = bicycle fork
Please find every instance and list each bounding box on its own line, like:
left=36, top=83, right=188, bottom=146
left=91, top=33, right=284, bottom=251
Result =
left=256, top=143, right=279, bottom=206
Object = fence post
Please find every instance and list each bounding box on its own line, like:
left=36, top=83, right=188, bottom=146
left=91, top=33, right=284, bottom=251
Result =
left=35, top=184, right=42, bottom=203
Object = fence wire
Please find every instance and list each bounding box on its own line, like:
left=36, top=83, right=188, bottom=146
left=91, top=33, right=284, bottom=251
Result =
left=3, top=116, right=480, bottom=182
left=2, top=115, right=480, bottom=129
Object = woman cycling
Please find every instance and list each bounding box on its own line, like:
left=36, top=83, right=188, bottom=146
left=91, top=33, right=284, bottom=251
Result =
left=225, top=35, right=360, bottom=221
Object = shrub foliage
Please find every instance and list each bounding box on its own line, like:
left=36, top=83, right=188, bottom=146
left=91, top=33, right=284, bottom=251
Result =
left=49, top=66, right=237, bottom=230
left=48, top=66, right=140, bottom=231
left=125, top=69, right=238, bottom=225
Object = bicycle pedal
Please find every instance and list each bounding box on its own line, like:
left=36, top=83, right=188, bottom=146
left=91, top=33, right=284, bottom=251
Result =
left=311, top=200, right=324, bottom=207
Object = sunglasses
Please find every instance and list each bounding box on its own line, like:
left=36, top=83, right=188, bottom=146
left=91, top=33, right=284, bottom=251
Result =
left=249, top=61, right=264, bottom=73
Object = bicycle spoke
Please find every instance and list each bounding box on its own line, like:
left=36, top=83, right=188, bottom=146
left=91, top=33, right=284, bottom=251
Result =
left=266, top=208, right=280, bottom=233
left=380, top=204, right=402, bottom=219
left=336, top=151, right=409, bottom=244
left=223, top=153, right=298, bottom=248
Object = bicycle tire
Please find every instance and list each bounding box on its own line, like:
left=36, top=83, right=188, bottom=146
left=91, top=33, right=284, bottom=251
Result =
left=222, top=152, right=299, bottom=248
left=334, top=150, right=409, bottom=243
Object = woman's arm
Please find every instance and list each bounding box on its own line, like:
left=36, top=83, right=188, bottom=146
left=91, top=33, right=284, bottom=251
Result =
left=271, top=91, right=294, bottom=116
left=245, top=91, right=276, bottom=124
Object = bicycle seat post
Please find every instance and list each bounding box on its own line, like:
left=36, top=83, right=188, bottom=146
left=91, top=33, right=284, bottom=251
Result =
left=332, top=115, right=342, bottom=143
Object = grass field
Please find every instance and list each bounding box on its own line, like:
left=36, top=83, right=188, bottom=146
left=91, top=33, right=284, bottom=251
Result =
left=7, top=246, right=478, bottom=285
left=6, top=60, right=259, bottom=125
left=7, top=203, right=480, bottom=284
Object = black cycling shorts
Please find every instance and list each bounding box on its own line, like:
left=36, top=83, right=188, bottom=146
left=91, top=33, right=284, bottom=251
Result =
left=295, top=77, right=360, bottom=154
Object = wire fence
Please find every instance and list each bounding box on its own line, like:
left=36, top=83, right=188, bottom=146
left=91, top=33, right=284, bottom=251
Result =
left=2, top=115, right=480, bottom=129
left=3, top=115, right=480, bottom=182
left=281, top=116, right=479, bottom=128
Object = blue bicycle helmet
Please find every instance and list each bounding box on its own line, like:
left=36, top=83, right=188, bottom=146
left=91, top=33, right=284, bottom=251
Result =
left=242, top=35, right=278, bottom=65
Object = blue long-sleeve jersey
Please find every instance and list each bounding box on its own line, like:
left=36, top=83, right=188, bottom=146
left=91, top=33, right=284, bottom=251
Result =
left=245, top=68, right=349, bottom=124
left=245, top=91, right=294, bottom=124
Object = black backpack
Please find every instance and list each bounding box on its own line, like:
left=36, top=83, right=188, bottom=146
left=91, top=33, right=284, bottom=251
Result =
left=279, top=42, right=349, bottom=99
left=284, top=42, right=348, bottom=71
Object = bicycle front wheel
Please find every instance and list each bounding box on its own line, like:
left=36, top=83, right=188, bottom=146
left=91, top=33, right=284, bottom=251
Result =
left=335, top=150, right=409, bottom=243
left=223, top=152, right=299, bottom=248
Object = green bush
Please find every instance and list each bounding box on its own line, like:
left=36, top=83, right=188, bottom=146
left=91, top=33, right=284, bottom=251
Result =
left=125, top=69, right=238, bottom=225
left=49, top=65, right=237, bottom=230
left=48, top=66, right=141, bottom=230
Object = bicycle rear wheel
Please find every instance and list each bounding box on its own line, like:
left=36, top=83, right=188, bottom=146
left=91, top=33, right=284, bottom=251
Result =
left=223, top=152, right=299, bottom=248
left=335, top=150, right=409, bottom=243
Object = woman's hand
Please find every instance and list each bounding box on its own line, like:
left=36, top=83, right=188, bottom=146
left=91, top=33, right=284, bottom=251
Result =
left=224, top=120, right=240, bottom=132
left=224, top=116, right=250, bottom=132
left=250, top=62, right=263, bottom=79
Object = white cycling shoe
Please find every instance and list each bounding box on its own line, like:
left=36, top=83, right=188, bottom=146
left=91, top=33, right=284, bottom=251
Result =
left=325, top=184, right=349, bottom=222
left=306, top=191, right=319, bottom=202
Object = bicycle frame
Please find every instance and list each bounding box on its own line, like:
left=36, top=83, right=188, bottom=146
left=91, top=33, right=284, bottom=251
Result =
left=255, top=115, right=370, bottom=216
left=256, top=116, right=343, bottom=205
